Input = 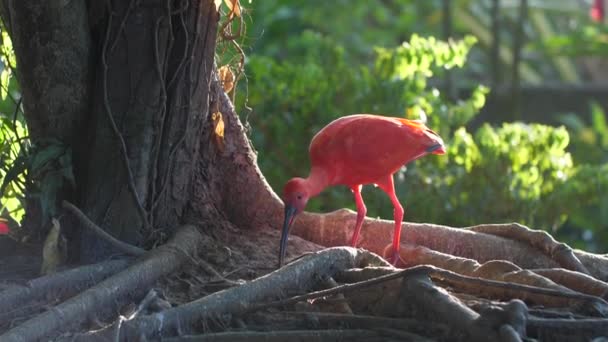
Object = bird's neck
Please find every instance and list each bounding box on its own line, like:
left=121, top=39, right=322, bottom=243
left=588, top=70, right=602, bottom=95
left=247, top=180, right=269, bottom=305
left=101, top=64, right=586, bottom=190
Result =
left=305, top=167, right=330, bottom=197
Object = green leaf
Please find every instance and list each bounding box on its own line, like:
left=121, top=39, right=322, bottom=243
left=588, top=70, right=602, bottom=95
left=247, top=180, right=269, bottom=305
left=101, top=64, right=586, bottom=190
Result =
left=0, top=153, right=27, bottom=198
left=0, top=68, right=10, bottom=100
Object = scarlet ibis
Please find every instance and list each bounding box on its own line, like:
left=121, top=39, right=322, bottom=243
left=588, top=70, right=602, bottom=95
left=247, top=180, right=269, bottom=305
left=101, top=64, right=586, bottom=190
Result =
left=279, top=114, right=445, bottom=267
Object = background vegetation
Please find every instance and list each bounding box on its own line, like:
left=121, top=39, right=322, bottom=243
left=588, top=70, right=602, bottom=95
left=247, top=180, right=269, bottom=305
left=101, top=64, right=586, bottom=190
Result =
left=1, top=0, right=607, bottom=251
left=231, top=0, right=608, bottom=251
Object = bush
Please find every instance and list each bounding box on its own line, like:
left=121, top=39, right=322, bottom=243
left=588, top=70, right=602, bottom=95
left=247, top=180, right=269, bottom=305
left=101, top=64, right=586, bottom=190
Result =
left=237, top=31, right=600, bottom=237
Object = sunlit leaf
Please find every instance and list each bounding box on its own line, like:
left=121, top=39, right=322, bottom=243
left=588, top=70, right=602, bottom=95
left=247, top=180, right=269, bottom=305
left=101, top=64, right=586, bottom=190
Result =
left=218, top=65, right=235, bottom=93
left=214, top=0, right=222, bottom=12
left=0, top=68, right=9, bottom=100
left=212, top=112, right=225, bottom=151
left=223, top=0, right=241, bottom=18
left=0, top=153, right=27, bottom=199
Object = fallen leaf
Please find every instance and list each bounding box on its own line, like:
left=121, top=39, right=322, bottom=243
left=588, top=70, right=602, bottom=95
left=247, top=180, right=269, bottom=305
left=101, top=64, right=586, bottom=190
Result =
left=218, top=65, right=235, bottom=93
left=212, top=112, right=225, bottom=151
left=41, top=218, right=67, bottom=275
left=224, top=0, right=241, bottom=18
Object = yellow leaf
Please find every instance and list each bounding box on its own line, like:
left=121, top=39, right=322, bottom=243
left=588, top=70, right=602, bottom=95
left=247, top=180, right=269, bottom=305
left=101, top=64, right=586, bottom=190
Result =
left=218, top=65, right=235, bottom=93
left=223, top=0, right=241, bottom=18
left=212, top=112, right=225, bottom=151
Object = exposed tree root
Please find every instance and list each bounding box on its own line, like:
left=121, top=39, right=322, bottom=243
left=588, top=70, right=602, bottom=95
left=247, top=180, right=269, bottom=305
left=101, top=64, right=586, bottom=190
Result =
left=527, top=317, right=608, bottom=341
left=251, top=311, right=448, bottom=338
left=0, top=258, right=131, bottom=326
left=397, top=244, right=604, bottom=295
left=399, top=271, right=527, bottom=342
left=162, top=329, right=388, bottom=342
left=0, top=225, right=202, bottom=342
left=468, top=223, right=589, bottom=274
left=317, top=275, right=353, bottom=314
left=531, top=268, right=608, bottom=299
left=336, top=265, right=608, bottom=316
left=432, top=269, right=608, bottom=317
left=290, top=209, right=608, bottom=281
left=120, top=247, right=364, bottom=340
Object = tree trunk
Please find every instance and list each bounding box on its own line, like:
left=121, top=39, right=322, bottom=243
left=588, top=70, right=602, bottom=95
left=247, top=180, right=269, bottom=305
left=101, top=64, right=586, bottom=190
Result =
left=77, top=0, right=220, bottom=260
left=2, top=0, right=222, bottom=261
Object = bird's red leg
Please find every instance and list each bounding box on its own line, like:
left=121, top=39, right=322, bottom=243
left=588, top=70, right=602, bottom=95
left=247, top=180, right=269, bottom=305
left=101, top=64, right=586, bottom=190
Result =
left=378, top=175, right=404, bottom=266
left=350, top=184, right=367, bottom=247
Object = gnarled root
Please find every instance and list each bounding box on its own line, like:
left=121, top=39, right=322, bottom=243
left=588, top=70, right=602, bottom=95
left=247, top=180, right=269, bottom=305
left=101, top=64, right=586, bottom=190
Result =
left=291, top=210, right=608, bottom=281
left=0, top=225, right=202, bottom=342
left=120, top=247, right=364, bottom=340
left=0, top=258, right=131, bottom=328
left=467, top=223, right=589, bottom=274
left=397, top=244, right=608, bottom=299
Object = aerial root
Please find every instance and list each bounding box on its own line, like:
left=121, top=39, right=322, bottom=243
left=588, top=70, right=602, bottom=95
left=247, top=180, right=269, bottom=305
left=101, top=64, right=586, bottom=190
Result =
left=62, top=200, right=145, bottom=256
left=468, top=223, right=589, bottom=274
left=0, top=225, right=202, bottom=342
left=0, top=258, right=132, bottom=327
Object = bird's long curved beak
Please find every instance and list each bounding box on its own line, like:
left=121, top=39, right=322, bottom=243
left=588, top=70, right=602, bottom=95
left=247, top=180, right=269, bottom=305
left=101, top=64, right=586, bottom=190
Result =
left=279, top=204, right=297, bottom=268
left=426, top=143, right=445, bottom=155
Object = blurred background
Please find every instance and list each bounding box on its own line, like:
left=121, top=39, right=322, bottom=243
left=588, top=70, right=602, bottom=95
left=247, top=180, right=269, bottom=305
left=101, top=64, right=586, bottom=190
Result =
left=223, top=0, right=608, bottom=252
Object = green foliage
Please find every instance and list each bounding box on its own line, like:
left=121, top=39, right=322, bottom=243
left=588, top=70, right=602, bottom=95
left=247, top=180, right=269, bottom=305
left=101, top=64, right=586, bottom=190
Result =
left=0, top=117, right=27, bottom=222
left=245, top=0, right=442, bottom=63
left=539, top=23, right=608, bottom=57
left=237, top=2, right=608, bottom=251
left=0, top=25, right=26, bottom=224
left=409, top=123, right=573, bottom=228
left=558, top=102, right=608, bottom=165
left=241, top=32, right=571, bottom=227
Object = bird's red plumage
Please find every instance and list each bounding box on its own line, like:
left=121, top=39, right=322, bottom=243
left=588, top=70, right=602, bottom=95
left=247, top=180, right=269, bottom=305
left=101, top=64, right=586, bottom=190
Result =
left=309, top=114, right=444, bottom=187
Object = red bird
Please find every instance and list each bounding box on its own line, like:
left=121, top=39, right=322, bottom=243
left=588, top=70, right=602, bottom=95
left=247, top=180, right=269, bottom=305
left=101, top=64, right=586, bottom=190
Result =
left=279, top=114, right=445, bottom=267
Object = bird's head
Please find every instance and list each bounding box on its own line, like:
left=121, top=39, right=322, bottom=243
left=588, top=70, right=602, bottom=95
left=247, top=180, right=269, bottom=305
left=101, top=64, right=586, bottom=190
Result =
left=279, top=177, right=310, bottom=267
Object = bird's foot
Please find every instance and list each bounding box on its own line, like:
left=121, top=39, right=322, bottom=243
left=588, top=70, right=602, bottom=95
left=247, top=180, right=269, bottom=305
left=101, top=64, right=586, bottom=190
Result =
left=387, top=251, right=402, bottom=267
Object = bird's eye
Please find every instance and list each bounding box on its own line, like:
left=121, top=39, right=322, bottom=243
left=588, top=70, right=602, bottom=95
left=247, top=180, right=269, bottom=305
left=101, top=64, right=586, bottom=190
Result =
left=297, top=195, right=302, bottom=200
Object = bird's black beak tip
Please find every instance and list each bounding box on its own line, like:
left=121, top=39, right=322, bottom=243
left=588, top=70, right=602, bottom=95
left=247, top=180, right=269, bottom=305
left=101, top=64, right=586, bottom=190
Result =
left=278, top=204, right=298, bottom=268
